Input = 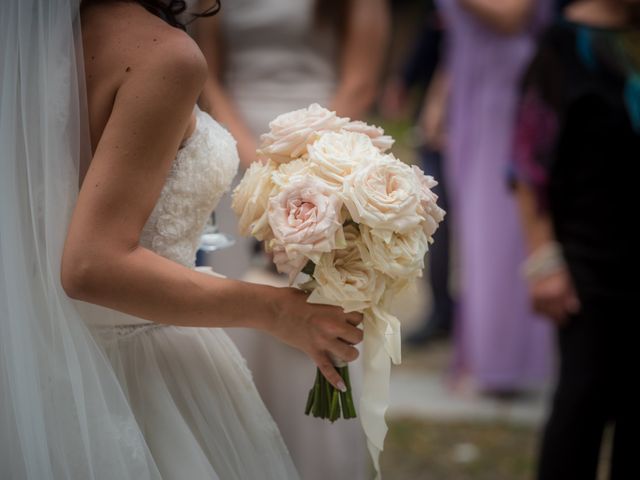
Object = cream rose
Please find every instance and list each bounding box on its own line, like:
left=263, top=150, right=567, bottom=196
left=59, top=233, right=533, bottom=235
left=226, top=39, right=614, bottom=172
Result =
left=267, top=175, right=346, bottom=281
left=257, top=103, right=349, bottom=164
left=411, top=165, right=446, bottom=241
left=271, top=158, right=312, bottom=188
left=343, top=155, right=423, bottom=242
left=270, top=243, right=309, bottom=284
left=308, top=225, right=386, bottom=312
left=358, top=224, right=429, bottom=279
left=231, top=160, right=276, bottom=241
left=307, top=131, right=379, bottom=188
left=343, top=120, right=394, bottom=152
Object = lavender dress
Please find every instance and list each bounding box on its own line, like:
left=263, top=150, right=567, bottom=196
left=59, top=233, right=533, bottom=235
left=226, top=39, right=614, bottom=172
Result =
left=437, top=0, right=552, bottom=390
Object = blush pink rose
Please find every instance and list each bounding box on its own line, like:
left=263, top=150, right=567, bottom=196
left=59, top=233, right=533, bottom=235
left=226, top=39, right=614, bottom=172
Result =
left=267, top=176, right=346, bottom=282
left=343, top=120, right=395, bottom=152
left=271, top=244, right=309, bottom=284
left=411, top=165, right=446, bottom=240
left=257, top=104, right=349, bottom=164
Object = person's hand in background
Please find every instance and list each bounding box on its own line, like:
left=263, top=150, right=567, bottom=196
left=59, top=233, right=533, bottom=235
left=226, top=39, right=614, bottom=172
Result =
left=526, top=258, right=581, bottom=325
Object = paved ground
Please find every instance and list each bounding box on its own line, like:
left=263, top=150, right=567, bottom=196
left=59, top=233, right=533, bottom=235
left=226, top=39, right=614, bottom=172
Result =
left=388, top=343, right=549, bottom=426
left=241, top=266, right=555, bottom=479
left=380, top=342, right=550, bottom=479
left=387, top=277, right=550, bottom=425
left=381, top=277, right=553, bottom=478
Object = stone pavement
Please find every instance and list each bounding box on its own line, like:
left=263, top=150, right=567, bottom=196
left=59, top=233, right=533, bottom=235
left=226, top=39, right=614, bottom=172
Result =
left=386, top=276, right=550, bottom=427
left=388, top=347, right=549, bottom=426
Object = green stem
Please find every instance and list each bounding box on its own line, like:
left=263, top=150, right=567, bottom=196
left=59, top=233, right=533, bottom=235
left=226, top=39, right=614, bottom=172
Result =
left=312, top=370, right=322, bottom=418
left=319, top=373, right=327, bottom=418
left=304, top=387, right=314, bottom=416
left=304, top=367, right=357, bottom=421
left=329, top=389, right=340, bottom=422
left=324, top=374, right=332, bottom=419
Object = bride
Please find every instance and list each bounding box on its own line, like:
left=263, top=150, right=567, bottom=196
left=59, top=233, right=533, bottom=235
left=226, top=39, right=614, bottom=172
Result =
left=0, top=0, right=363, bottom=478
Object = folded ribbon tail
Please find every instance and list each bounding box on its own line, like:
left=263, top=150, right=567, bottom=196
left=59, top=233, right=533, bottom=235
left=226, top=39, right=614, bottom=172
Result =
left=359, top=307, right=402, bottom=479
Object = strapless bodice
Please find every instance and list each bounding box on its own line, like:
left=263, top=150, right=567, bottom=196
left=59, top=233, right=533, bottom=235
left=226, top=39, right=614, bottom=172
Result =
left=139, top=109, right=239, bottom=267
left=81, top=109, right=239, bottom=329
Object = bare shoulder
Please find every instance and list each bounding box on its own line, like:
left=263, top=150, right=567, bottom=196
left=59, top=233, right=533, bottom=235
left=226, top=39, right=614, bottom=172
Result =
left=82, top=2, right=207, bottom=91
left=82, top=2, right=206, bottom=143
left=96, top=2, right=206, bottom=73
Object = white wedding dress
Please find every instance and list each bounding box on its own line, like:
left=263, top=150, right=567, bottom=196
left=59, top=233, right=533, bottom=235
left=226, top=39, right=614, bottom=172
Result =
left=79, top=108, right=299, bottom=480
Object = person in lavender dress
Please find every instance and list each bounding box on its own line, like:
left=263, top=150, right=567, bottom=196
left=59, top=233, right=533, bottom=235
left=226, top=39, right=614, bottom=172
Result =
left=436, top=0, right=553, bottom=392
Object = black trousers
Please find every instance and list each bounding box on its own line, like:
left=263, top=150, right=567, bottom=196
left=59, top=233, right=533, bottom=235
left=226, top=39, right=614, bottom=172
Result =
left=420, top=147, right=453, bottom=325
left=537, top=296, right=633, bottom=480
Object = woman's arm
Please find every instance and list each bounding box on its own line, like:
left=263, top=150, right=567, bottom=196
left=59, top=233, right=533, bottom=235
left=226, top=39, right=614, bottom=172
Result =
left=61, top=36, right=361, bottom=390
left=513, top=182, right=555, bottom=253
left=192, top=13, right=258, bottom=169
left=514, top=182, right=580, bottom=324
left=330, top=0, right=391, bottom=119
left=459, top=0, right=535, bottom=35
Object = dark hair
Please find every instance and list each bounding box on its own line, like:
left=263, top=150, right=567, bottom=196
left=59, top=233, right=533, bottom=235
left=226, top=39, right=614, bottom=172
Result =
left=136, top=1, right=220, bottom=30
left=81, top=0, right=220, bottom=30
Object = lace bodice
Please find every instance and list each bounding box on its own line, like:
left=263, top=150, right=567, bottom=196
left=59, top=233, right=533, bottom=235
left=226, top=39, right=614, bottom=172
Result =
left=139, top=109, right=239, bottom=267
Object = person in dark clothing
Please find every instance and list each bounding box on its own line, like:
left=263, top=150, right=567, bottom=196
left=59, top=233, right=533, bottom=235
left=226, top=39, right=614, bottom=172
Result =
left=511, top=1, right=640, bottom=478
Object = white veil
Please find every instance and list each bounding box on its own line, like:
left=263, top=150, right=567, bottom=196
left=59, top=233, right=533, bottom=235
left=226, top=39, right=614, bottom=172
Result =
left=0, top=1, right=160, bottom=478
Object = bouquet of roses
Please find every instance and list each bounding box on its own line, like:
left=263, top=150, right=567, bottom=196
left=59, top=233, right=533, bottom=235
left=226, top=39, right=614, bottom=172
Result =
left=231, top=104, right=444, bottom=473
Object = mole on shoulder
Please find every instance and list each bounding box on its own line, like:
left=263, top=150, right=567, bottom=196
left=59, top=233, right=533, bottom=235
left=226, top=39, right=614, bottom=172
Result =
left=125, top=66, right=131, bottom=73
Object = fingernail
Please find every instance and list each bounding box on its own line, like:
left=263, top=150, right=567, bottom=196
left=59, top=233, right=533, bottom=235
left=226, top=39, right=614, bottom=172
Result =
left=337, top=381, right=347, bottom=393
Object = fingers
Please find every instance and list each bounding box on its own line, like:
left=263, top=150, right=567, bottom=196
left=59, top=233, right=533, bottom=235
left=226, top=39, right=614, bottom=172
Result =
left=345, top=311, right=363, bottom=326
left=529, top=271, right=582, bottom=326
left=312, top=352, right=346, bottom=392
left=311, top=307, right=363, bottom=345
left=337, top=322, right=364, bottom=345
left=532, top=292, right=579, bottom=325
left=327, top=339, right=360, bottom=363
left=533, top=297, right=565, bottom=324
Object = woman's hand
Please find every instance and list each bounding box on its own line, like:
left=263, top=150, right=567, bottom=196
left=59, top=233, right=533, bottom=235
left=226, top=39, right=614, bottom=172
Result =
left=267, top=288, right=364, bottom=391
left=528, top=269, right=580, bottom=326
left=513, top=184, right=578, bottom=325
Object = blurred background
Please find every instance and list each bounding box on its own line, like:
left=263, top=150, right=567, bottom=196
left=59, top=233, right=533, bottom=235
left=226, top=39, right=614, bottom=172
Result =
left=192, top=0, right=634, bottom=478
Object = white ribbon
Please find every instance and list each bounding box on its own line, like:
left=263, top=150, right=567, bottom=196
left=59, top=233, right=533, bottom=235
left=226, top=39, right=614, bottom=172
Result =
left=305, top=286, right=402, bottom=478
left=360, top=306, right=401, bottom=479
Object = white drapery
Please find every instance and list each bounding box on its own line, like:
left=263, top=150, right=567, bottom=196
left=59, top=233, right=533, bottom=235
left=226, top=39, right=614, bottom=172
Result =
left=0, top=1, right=160, bottom=478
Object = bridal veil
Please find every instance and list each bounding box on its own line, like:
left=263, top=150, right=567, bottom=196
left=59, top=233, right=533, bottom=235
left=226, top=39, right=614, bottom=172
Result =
left=0, top=1, right=161, bottom=477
